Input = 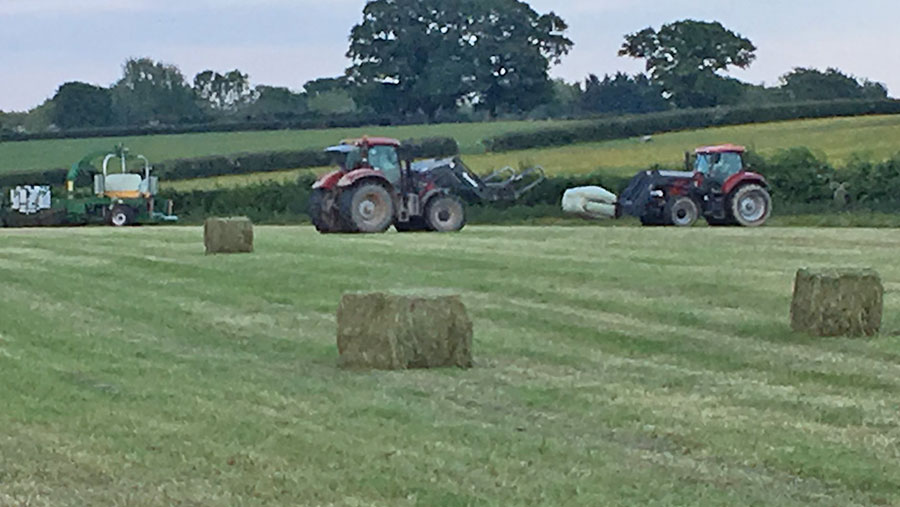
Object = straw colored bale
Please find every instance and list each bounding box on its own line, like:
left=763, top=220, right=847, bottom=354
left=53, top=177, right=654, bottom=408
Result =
left=337, top=292, right=473, bottom=370
left=204, top=217, right=254, bottom=254
left=790, top=268, right=883, bottom=337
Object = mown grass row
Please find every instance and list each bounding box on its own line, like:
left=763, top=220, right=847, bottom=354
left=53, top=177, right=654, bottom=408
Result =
left=0, top=226, right=898, bottom=505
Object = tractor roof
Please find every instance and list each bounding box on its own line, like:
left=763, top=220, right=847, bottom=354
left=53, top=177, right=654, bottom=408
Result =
left=340, top=136, right=401, bottom=147
left=695, top=144, right=746, bottom=154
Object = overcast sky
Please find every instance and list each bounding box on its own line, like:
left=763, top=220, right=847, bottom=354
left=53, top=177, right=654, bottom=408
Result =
left=1, top=0, right=898, bottom=112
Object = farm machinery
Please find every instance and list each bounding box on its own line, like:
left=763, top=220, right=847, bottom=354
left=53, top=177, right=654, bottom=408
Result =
left=308, top=136, right=545, bottom=233
left=562, top=144, right=773, bottom=227
left=1, top=144, right=178, bottom=227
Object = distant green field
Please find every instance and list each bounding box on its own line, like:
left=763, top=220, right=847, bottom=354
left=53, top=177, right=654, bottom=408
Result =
left=464, top=114, right=900, bottom=177
left=0, top=119, right=591, bottom=174
left=1, top=225, right=898, bottom=505
left=159, top=114, right=900, bottom=192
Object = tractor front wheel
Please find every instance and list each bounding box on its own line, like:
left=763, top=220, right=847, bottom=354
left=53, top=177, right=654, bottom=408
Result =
left=730, top=184, right=772, bottom=227
left=108, top=205, right=134, bottom=227
left=338, top=182, right=394, bottom=233
left=665, top=196, right=699, bottom=227
left=309, top=189, right=341, bottom=233
left=424, top=194, right=466, bottom=232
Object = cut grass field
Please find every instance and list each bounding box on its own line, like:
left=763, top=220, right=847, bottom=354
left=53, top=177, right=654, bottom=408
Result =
left=1, top=225, right=898, bottom=505
left=157, top=114, right=900, bottom=192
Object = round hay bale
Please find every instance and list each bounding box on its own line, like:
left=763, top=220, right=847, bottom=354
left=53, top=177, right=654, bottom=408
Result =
left=336, top=292, right=473, bottom=370
left=790, top=268, right=883, bottom=337
left=204, top=216, right=254, bottom=254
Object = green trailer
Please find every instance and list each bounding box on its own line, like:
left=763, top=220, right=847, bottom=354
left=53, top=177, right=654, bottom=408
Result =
left=1, top=145, right=177, bottom=228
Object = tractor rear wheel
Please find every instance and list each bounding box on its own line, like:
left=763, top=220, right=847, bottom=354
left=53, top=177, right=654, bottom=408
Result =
left=665, top=196, right=699, bottom=227
left=424, top=194, right=466, bottom=232
left=338, top=182, right=394, bottom=233
left=108, top=205, right=134, bottom=227
left=309, top=189, right=340, bottom=233
left=730, top=184, right=772, bottom=227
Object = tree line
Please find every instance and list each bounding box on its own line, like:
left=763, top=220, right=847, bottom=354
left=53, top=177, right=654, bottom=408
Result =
left=0, top=1, right=891, bottom=135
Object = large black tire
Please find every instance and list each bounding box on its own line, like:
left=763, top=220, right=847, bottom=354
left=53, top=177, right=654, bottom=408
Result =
left=308, top=189, right=341, bottom=233
left=338, top=182, right=394, bottom=233
left=423, top=194, right=466, bottom=232
left=394, top=217, right=428, bottom=232
left=664, top=196, right=699, bottom=227
left=729, top=184, right=772, bottom=227
left=108, top=205, right=134, bottom=227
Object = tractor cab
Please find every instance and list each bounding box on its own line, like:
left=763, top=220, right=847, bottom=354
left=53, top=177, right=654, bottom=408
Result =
left=326, top=137, right=402, bottom=186
left=691, top=144, right=746, bottom=186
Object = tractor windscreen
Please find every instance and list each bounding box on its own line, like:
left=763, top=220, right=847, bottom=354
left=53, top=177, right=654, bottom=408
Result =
left=695, top=152, right=743, bottom=182
left=367, top=145, right=401, bottom=185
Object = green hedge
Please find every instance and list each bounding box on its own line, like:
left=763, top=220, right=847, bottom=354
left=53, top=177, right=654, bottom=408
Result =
left=484, top=99, right=900, bottom=152
left=0, top=112, right=409, bottom=142
left=0, top=136, right=460, bottom=188
left=156, top=149, right=900, bottom=225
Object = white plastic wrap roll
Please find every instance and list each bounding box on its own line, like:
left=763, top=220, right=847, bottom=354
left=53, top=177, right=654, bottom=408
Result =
left=561, top=186, right=617, bottom=219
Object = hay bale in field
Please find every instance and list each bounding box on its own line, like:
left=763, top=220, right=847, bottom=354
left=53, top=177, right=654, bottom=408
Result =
left=336, top=292, right=473, bottom=370
left=790, top=268, right=883, bottom=337
left=204, top=217, right=254, bottom=254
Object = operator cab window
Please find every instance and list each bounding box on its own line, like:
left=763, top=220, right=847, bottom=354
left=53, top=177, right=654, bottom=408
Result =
left=368, top=145, right=401, bottom=185
left=696, top=152, right=743, bottom=182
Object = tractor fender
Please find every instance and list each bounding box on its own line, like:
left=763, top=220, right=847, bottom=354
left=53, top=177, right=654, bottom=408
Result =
left=337, top=169, right=390, bottom=188
left=312, top=170, right=344, bottom=190
left=420, top=188, right=448, bottom=208
left=723, top=171, right=767, bottom=195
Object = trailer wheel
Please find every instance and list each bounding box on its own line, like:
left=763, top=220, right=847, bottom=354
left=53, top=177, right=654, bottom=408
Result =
left=309, top=189, right=341, bottom=233
left=338, top=182, right=394, bottom=233
left=665, top=196, right=699, bottom=227
left=424, top=194, right=466, bottom=232
left=730, top=184, right=772, bottom=227
left=109, top=205, right=134, bottom=227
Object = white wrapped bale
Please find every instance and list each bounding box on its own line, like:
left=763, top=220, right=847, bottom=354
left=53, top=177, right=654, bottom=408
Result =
left=790, top=268, right=883, bottom=337
left=336, top=292, right=473, bottom=370
left=562, top=186, right=617, bottom=219
left=204, top=217, right=254, bottom=254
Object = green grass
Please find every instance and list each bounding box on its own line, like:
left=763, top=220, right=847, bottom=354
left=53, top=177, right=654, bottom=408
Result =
left=464, top=114, right=900, bottom=177
left=1, top=225, right=899, bottom=505
left=0, top=119, right=590, bottom=174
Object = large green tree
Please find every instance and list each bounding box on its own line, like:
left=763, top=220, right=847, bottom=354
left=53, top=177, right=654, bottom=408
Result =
left=618, top=20, right=756, bottom=108
left=779, top=67, right=888, bottom=101
left=50, top=82, right=113, bottom=129
left=193, top=69, right=256, bottom=112
left=111, top=58, right=203, bottom=125
left=346, top=0, right=572, bottom=119
left=581, top=73, right=669, bottom=115
left=243, top=86, right=308, bottom=121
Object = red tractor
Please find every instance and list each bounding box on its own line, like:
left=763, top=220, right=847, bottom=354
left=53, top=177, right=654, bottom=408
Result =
left=616, top=144, right=773, bottom=227
left=309, top=136, right=466, bottom=233
left=308, top=136, right=546, bottom=234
